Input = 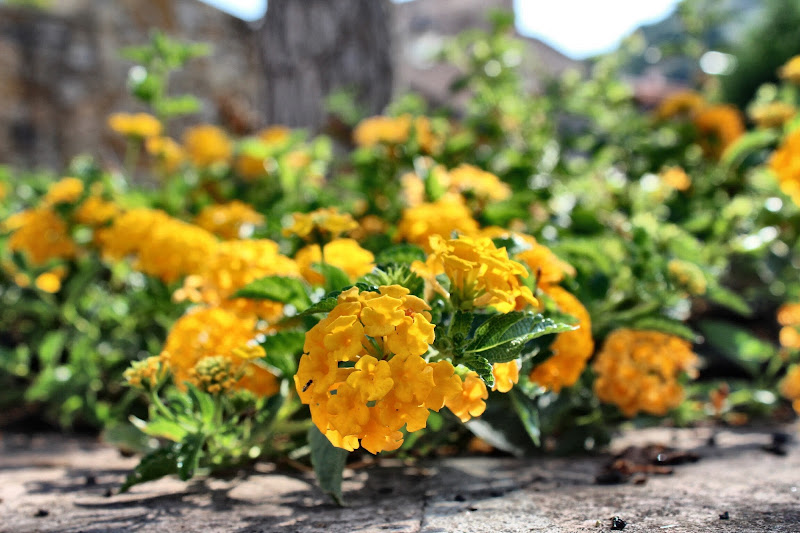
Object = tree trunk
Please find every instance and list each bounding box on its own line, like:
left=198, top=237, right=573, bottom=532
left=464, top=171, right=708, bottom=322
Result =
left=258, top=0, right=393, bottom=130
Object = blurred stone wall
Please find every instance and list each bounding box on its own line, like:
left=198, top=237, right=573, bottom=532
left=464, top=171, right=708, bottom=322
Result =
left=0, top=0, right=261, bottom=170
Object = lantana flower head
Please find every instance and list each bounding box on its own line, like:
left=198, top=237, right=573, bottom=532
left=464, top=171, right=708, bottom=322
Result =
left=283, top=207, right=358, bottom=241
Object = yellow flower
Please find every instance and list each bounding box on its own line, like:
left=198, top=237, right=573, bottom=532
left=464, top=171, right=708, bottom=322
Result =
left=34, top=271, right=63, bottom=293
left=75, top=196, right=120, bottom=226
left=259, top=126, right=292, bottom=146
left=693, top=105, right=745, bottom=160
left=353, top=114, right=439, bottom=154
left=749, top=102, right=796, bottom=129
left=508, top=232, right=575, bottom=290
left=174, top=239, right=299, bottom=322
left=428, top=234, right=537, bottom=312
left=780, top=365, right=800, bottom=413
left=396, top=197, right=479, bottom=252
left=294, top=285, right=449, bottom=454
left=124, top=356, right=165, bottom=390
left=660, top=166, right=691, bottom=192
left=492, top=361, right=519, bottom=393
left=528, top=286, right=594, bottom=392
left=447, top=164, right=511, bottom=203
left=593, top=329, right=697, bottom=417
left=778, top=55, right=800, bottom=85
left=146, top=136, right=185, bottom=173
left=183, top=125, right=233, bottom=167
left=445, top=371, right=488, bottom=422
left=770, top=129, right=800, bottom=207
left=654, top=90, right=705, bottom=120
left=5, top=208, right=77, bottom=265
left=667, top=259, right=707, bottom=296
left=43, top=177, right=83, bottom=206
left=283, top=207, right=358, bottom=241
left=194, top=201, right=264, bottom=240
left=295, top=238, right=374, bottom=285
left=108, top=112, right=162, bottom=139
left=778, top=302, right=800, bottom=349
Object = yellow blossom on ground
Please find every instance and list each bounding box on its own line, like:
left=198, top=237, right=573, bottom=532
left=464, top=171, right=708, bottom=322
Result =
left=660, top=166, right=691, bottom=192
left=194, top=201, right=264, bottom=240
left=295, top=238, right=375, bottom=285
left=770, top=129, right=800, bottom=207
left=492, top=361, right=519, bottom=393
left=146, top=136, right=185, bottom=173
left=654, top=90, right=705, bottom=120
left=283, top=207, right=358, bottom=241
left=174, top=239, right=299, bottom=322
left=445, top=371, right=488, bottom=422
left=529, top=286, right=594, bottom=392
left=448, top=164, right=511, bottom=203
left=749, top=102, right=796, bottom=129
left=396, top=197, right=479, bottom=252
left=108, top=112, right=162, bottom=139
left=159, top=306, right=277, bottom=397
left=183, top=124, right=233, bottom=167
left=779, top=55, right=800, bottom=85
left=5, top=208, right=78, bottom=265
left=593, top=329, right=698, bottom=417
left=294, top=285, right=457, bottom=454
left=693, top=105, right=745, bottom=160
left=779, top=365, right=800, bottom=413
left=427, top=234, right=537, bottom=312
left=43, top=177, right=83, bottom=206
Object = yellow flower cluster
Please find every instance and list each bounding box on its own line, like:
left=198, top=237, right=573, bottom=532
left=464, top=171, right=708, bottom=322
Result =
left=427, top=235, right=537, bottom=312
left=654, top=90, right=705, bottom=120
left=777, top=302, right=800, bottom=349
left=183, top=125, right=233, bottom=167
left=667, top=259, right=707, bottom=296
left=749, top=102, right=796, bottom=129
left=108, top=112, right=163, bottom=139
left=159, top=307, right=278, bottom=397
left=529, top=286, right=594, bottom=391
left=593, top=329, right=698, bottom=417
left=769, top=129, right=800, bottom=207
left=294, top=285, right=473, bottom=453
left=779, top=365, right=800, bottom=414
left=448, top=164, right=512, bottom=203
left=779, top=55, right=800, bottom=85
left=75, top=196, right=120, bottom=226
left=193, top=201, right=264, bottom=240
left=660, top=167, right=691, bottom=192
left=353, top=114, right=438, bottom=153
left=42, top=177, right=84, bottom=206
left=283, top=207, right=358, bottom=241
left=97, top=208, right=217, bottom=283
left=124, top=355, right=165, bottom=389
left=4, top=208, right=78, bottom=265
left=146, top=136, right=185, bottom=173
left=175, top=239, right=299, bottom=322
left=295, top=238, right=375, bottom=285
left=692, top=105, right=745, bottom=160
left=396, top=197, right=479, bottom=251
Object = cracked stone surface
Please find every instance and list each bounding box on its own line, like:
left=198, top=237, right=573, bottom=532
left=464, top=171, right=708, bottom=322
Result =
left=1, top=426, right=799, bottom=532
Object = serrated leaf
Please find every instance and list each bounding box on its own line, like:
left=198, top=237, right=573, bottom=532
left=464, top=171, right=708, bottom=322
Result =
left=309, top=425, right=348, bottom=506
left=510, top=388, right=541, bottom=446
left=630, top=317, right=696, bottom=341
left=176, top=433, right=205, bottom=481
left=464, top=312, right=575, bottom=363
left=232, top=276, right=311, bottom=310
left=120, top=446, right=178, bottom=493
left=460, top=355, right=494, bottom=387
left=375, top=244, right=426, bottom=265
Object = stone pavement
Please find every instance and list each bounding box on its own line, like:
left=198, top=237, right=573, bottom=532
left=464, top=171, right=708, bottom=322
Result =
left=1, top=426, right=798, bottom=532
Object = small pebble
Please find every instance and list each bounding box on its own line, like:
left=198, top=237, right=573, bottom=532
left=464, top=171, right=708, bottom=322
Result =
left=611, top=516, right=627, bottom=530
left=33, top=509, right=49, bottom=518
left=719, top=511, right=730, bottom=520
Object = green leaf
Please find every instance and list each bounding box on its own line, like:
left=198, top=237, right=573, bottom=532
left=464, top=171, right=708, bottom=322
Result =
left=375, top=244, right=426, bottom=265
left=38, top=330, right=67, bottom=367
left=232, top=276, right=311, bottom=310
left=509, top=389, right=541, bottom=446
left=308, top=425, right=348, bottom=506
left=129, top=416, right=188, bottom=442
left=314, top=263, right=351, bottom=293
left=261, top=330, right=305, bottom=377
left=119, top=446, right=178, bottom=493
left=459, top=355, right=494, bottom=388
left=630, top=317, right=696, bottom=341
left=187, top=384, right=216, bottom=428
left=698, top=319, right=776, bottom=375
left=176, top=433, right=206, bottom=481
left=464, top=312, right=575, bottom=364
left=706, top=285, right=752, bottom=316
left=450, top=310, right=475, bottom=342
left=721, top=129, right=779, bottom=168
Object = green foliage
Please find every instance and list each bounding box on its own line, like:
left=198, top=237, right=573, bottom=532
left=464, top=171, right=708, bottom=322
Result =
left=308, top=425, right=348, bottom=506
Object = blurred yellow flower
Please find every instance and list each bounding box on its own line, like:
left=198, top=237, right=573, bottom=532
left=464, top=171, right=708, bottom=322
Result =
left=779, top=365, right=800, bottom=413
left=183, top=124, right=233, bottom=167
left=447, top=164, right=511, bottom=203
left=396, top=197, right=479, bottom=252
left=693, top=105, right=745, bottom=160
left=295, top=238, right=374, bottom=285
left=749, top=102, right=796, bottom=129
left=145, top=136, right=185, bottom=173
left=492, top=361, right=519, bottom=393
left=283, top=207, right=358, bottom=241
left=778, top=55, right=800, bottom=85
left=108, top=112, right=162, bottom=139
left=34, top=270, right=63, bottom=293
left=5, top=208, right=77, bottom=265
left=353, top=114, right=439, bottom=153
left=770, top=129, right=800, bottom=207
left=194, top=201, right=264, bottom=240
left=654, top=90, right=704, bottom=120
left=43, top=177, right=83, bottom=206
left=660, top=166, right=691, bottom=192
